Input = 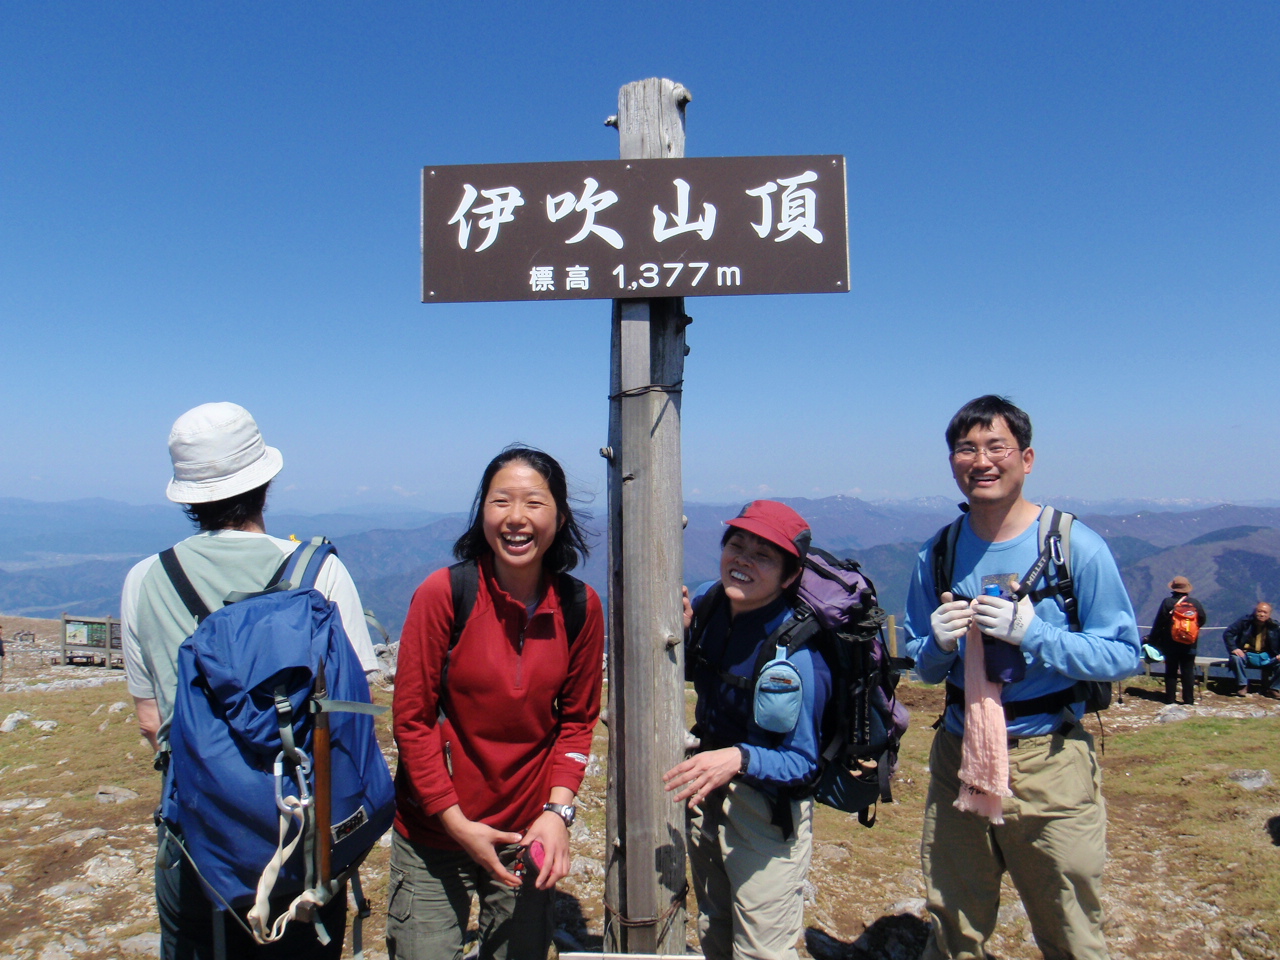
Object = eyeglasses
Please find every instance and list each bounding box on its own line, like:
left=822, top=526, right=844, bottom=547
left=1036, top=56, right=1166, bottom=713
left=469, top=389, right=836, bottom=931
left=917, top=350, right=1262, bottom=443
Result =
left=951, top=444, right=1019, bottom=463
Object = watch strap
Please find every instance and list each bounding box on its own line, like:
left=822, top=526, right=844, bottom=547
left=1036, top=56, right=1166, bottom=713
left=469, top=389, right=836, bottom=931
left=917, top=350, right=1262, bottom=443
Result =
left=543, top=802, right=575, bottom=826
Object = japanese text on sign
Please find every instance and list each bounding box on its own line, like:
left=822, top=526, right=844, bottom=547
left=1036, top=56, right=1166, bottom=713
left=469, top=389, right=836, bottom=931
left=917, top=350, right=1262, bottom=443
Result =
left=422, top=155, right=848, bottom=303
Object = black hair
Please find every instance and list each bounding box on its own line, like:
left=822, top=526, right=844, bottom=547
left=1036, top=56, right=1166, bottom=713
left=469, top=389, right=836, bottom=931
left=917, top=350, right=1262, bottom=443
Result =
left=945, top=395, right=1033, bottom=452
left=453, top=446, right=590, bottom=574
left=720, top=526, right=803, bottom=589
left=181, top=482, right=270, bottom=532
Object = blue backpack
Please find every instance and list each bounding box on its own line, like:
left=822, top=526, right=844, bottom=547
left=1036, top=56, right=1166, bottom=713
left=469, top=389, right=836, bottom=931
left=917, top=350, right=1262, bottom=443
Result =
left=159, top=537, right=394, bottom=953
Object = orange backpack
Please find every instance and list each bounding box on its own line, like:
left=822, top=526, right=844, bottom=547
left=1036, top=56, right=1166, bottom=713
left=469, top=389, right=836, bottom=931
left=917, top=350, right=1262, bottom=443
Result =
left=1170, top=597, right=1200, bottom=645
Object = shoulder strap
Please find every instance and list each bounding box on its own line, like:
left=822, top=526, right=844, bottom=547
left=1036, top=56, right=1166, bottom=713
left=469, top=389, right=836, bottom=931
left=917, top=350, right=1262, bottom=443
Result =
left=447, top=560, right=480, bottom=653
left=279, top=536, right=335, bottom=592
left=1018, top=507, right=1079, bottom=631
left=688, top=582, right=727, bottom=654
left=445, top=562, right=587, bottom=653
left=729, top=604, right=821, bottom=692
left=556, top=572, right=589, bottom=646
left=930, top=517, right=966, bottom=601
left=159, top=548, right=213, bottom=624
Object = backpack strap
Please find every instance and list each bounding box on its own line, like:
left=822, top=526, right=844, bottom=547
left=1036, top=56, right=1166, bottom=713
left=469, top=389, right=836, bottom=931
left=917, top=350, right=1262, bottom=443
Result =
left=930, top=517, right=967, bottom=601
left=1016, top=507, right=1080, bottom=631
left=447, top=560, right=481, bottom=653
left=221, top=538, right=329, bottom=605
left=159, top=548, right=213, bottom=624
left=446, top=562, right=589, bottom=650
left=686, top=578, right=727, bottom=675
left=557, top=572, right=589, bottom=646
left=279, top=537, right=336, bottom=592
left=736, top=605, right=820, bottom=691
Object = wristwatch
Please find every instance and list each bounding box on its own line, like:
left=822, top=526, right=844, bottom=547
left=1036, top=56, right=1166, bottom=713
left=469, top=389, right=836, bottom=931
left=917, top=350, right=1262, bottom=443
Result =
left=737, top=745, right=751, bottom=776
left=543, top=802, right=576, bottom=827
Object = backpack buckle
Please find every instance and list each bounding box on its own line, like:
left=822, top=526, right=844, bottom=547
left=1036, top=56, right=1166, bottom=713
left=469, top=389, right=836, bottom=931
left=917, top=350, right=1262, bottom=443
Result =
left=274, top=749, right=313, bottom=814
left=1050, top=534, right=1065, bottom=566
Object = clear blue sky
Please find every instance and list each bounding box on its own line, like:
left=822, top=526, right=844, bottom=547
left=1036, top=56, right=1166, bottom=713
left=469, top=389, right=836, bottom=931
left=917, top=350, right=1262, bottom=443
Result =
left=3, top=2, right=1277, bottom=513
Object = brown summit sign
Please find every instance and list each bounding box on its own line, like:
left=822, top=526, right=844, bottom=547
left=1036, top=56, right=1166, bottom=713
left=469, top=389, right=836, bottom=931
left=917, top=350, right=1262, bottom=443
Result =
left=422, top=155, right=848, bottom=303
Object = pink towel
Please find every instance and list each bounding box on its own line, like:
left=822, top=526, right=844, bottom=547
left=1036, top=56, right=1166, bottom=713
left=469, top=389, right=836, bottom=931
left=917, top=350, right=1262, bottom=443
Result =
left=954, top=619, right=1011, bottom=823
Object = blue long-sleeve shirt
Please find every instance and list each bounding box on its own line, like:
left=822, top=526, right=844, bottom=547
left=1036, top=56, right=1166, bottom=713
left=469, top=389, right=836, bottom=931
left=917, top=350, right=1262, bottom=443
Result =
left=687, top=582, right=833, bottom=792
left=904, top=510, right=1141, bottom=737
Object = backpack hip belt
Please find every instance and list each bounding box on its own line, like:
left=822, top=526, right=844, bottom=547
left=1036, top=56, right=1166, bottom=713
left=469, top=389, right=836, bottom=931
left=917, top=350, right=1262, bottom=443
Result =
left=944, top=679, right=1085, bottom=723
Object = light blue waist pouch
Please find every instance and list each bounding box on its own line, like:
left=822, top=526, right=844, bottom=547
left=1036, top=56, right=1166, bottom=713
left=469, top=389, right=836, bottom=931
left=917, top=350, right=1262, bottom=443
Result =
left=753, top=644, right=803, bottom=734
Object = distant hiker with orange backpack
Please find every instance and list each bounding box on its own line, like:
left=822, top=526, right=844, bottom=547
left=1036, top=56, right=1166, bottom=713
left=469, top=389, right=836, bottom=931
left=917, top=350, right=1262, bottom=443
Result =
left=1149, top=575, right=1207, bottom=705
left=388, top=447, right=604, bottom=960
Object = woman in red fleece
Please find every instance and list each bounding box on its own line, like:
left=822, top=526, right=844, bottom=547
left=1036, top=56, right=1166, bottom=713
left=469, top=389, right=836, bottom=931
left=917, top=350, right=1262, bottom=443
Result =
left=387, top=447, right=604, bottom=960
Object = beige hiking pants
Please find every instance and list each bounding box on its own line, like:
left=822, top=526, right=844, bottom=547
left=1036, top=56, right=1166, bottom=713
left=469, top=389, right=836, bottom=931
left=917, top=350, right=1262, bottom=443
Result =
left=920, top=725, right=1108, bottom=960
left=688, top=780, right=813, bottom=960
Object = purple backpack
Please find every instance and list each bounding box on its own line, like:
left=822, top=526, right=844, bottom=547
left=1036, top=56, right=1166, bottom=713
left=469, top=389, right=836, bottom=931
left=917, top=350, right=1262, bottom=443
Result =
left=795, top=548, right=911, bottom=826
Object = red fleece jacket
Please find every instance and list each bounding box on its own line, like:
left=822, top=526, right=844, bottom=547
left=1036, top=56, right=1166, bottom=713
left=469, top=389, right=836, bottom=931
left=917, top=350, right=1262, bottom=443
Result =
left=392, top=557, right=605, bottom=849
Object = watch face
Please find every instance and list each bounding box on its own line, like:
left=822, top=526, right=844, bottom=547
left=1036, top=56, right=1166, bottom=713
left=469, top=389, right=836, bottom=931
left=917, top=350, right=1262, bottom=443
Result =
left=547, top=803, right=575, bottom=825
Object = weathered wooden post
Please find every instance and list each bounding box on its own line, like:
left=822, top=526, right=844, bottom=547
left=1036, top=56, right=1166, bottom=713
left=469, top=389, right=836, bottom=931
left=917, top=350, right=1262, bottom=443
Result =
left=603, top=77, right=691, bottom=955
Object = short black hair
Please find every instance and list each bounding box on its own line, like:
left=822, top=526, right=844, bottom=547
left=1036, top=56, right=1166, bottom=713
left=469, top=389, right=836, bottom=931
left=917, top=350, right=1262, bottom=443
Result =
left=453, top=446, right=591, bottom=574
left=181, top=482, right=270, bottom=532
left=720, top=526, right=803, bottom=590
left=945, top=395, right=1032, bottom=451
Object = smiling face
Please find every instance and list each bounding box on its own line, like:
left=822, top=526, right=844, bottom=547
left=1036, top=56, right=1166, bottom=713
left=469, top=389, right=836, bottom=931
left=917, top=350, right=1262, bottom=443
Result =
left=719, top=530, right=799, bottom=616
left=481, top=461, right=563, bottom=589
left=950, top=415, right=1035, bottom=507
left=1255, top=603, right=1272, bottom=623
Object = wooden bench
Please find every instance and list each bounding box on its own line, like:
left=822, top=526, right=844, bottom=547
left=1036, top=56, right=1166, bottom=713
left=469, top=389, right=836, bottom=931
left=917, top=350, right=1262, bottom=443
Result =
left=1144, top=655, right=1277, bottom=688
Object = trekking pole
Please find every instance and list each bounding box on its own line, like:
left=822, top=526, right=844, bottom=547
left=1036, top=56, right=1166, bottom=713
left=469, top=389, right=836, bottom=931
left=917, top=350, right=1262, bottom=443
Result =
left=313, top=660, right=332, bottom=888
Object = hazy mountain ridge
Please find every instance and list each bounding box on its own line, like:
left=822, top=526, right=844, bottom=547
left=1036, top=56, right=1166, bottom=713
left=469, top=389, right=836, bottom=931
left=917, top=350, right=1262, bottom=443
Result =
left=0, top=497, right=456, bottom=568
left=1118, top=527, right=1280, bottom=627
left=6, top=497, right=1280, bottom=640
left=1080, top=505, right=1280, bottom=548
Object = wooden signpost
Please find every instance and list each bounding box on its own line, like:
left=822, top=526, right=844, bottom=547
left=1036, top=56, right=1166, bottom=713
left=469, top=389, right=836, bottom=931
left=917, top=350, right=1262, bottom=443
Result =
left=421, top=77, right=849, bottom=955
left=604, top=78, right=692, bottom=954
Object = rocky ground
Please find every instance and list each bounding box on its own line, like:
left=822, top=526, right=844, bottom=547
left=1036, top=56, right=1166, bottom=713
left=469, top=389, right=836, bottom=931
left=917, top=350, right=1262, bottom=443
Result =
left=1, top=618, right=1278, bottom=959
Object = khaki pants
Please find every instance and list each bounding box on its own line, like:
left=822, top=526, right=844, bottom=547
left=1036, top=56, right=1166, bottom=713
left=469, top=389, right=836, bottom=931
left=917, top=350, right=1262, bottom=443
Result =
left=920, top=726, right=1108, bottom=960
left=385, top=831, right=553, bottom=960
left=688, top=780, right=813, bottom=960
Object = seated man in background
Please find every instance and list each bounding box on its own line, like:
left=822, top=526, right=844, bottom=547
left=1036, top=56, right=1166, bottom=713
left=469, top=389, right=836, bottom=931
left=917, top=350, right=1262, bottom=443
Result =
left=1223, top=602, right=1280, bottom=698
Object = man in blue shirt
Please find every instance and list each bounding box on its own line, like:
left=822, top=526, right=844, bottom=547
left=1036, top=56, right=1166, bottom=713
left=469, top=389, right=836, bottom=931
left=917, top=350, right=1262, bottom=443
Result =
left=905, top=396, right=1140, bottom=960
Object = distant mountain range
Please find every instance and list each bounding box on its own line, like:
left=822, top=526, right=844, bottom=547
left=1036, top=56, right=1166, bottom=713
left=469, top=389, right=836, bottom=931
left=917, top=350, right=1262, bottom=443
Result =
left=3, top=496, right=1280, bottom=639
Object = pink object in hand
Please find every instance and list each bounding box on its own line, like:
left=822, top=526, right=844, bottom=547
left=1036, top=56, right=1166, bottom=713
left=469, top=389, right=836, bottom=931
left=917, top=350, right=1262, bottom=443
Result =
left=528, top=840, right=545, bottom=870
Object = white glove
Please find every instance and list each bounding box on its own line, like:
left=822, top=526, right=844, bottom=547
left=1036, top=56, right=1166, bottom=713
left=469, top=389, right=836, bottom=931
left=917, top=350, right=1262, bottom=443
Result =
left=973, top=594, right=1035, bottom=646
left=930, top=596, right=972, bottom=652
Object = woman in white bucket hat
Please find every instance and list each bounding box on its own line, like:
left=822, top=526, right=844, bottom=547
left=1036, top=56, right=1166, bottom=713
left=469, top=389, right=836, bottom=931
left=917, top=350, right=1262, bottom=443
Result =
left=120, top=402, right=379, bottom=958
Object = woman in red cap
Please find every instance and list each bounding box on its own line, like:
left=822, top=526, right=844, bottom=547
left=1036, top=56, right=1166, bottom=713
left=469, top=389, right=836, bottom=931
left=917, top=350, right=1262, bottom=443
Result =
left=664, top=500, right=833, bottom=960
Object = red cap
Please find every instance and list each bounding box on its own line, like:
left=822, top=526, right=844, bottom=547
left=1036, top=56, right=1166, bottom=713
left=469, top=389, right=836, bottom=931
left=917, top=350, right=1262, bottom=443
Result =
left=725, top=500, right=812, bottom=559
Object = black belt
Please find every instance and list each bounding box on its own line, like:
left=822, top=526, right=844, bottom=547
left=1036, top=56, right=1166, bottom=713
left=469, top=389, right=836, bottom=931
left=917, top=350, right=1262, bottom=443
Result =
left=945, top=680, right=1084, bottom=723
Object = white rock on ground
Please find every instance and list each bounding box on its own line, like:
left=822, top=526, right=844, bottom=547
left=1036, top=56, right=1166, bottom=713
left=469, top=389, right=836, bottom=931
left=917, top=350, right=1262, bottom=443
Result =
left=119, top=933, right=161, bottom=956
left=1227, top=769, right=1273, bottom=791
left=1, top=710, right=32, bottom=733
left=96, top=785, right=140, bottom=803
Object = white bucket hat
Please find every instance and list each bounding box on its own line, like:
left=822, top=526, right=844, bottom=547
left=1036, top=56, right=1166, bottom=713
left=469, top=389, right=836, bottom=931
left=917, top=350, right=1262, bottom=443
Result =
left=165, top=402, right=283, bottom=504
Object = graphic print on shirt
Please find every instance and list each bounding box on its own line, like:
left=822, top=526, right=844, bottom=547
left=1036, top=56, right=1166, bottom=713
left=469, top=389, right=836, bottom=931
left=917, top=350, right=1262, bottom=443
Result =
left=979, top=573, right=1018, bottom=600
